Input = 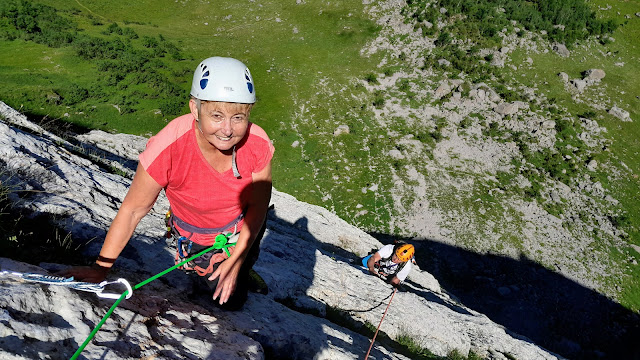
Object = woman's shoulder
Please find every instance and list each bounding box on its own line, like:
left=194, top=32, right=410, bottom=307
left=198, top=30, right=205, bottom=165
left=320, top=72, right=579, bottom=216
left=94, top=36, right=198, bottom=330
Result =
left=164, top=114, right=194, bottom=136
left=152, top=114, right=193, bottom=144
left=244, top=122, right=275, bottom=155
left=247, top=122, right=271, bottom=142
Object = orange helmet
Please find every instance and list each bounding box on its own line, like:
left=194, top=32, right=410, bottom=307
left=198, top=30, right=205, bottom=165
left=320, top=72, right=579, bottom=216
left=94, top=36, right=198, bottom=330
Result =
left=395, top=243, right=415, bottom=262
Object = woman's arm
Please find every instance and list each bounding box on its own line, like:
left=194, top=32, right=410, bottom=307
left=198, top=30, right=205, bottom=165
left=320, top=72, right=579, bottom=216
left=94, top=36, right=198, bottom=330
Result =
left=367, top=252, right=382, bottom=274
left=61, top=163, right=163, bottom=282
left=209, top=161, right=272, bottom=305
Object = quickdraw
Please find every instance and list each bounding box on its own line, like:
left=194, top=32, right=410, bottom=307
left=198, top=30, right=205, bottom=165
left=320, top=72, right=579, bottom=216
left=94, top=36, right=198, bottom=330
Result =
left=0, top=271, right=133, bottom=300
left=3, top=241, right=230, bottom=360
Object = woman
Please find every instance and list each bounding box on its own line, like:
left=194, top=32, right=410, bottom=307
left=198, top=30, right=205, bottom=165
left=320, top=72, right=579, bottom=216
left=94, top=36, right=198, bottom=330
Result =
left=65, top=57, right=274, bottom=310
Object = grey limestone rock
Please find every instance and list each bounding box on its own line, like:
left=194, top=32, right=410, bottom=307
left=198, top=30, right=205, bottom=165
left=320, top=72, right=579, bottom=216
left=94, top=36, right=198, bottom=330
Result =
left=552, top=43, right=570, bottom=57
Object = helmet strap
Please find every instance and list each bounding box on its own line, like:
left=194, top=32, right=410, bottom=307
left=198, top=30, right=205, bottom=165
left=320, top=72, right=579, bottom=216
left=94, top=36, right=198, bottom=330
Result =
left=232, top=145, right=241, bottom=178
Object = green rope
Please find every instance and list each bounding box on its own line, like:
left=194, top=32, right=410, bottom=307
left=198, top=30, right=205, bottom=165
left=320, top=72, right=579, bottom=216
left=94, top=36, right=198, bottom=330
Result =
left=70, top=234, right=234, bottom=360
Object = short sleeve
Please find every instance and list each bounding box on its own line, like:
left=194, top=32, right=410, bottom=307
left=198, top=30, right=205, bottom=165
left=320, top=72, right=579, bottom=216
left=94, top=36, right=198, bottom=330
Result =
left=139, top=136, right=171, bottom=188
left=138, top=114, right=193, bottom=188
left=247, top=123, right=275, bottom=174
left=396, top=262, right=412, bottom=282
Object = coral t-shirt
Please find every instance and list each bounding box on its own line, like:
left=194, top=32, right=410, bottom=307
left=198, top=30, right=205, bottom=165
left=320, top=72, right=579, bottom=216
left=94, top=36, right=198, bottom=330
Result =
left=139, top=114, right=274, bottom=245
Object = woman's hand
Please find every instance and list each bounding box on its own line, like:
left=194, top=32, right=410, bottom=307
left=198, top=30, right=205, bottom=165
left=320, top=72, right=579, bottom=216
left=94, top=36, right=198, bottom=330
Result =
left=208, top=257, right=243, bottom=305
left=57, top=264, right=110, bottom=284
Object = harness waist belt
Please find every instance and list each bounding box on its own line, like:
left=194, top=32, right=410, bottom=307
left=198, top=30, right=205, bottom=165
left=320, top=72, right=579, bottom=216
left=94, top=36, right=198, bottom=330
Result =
left=170, top=211, right=244, bottom=236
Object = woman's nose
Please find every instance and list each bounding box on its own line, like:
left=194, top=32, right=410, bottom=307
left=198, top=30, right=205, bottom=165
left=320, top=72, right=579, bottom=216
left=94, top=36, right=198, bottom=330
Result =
left=221, top=119, right=233, bottom=135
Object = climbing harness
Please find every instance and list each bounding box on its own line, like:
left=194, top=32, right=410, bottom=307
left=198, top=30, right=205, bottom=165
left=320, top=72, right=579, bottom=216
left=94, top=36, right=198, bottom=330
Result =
left=166, top=209, right=244, bottom=239
left=0, top=271, right=133, bottom=300
left=364, top=287, right=398, bottom=360
left=166, top=209, right=243, bottom=275
left=377, top=255, right=408, bottom=278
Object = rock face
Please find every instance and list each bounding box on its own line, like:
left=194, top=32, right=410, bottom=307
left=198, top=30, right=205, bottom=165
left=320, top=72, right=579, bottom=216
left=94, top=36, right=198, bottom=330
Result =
left=0, top=101, right=561, bottom=359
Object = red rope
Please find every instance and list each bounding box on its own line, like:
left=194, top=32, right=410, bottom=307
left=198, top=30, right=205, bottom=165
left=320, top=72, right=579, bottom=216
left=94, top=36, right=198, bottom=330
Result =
left=364, top=287, right=397, bottom=359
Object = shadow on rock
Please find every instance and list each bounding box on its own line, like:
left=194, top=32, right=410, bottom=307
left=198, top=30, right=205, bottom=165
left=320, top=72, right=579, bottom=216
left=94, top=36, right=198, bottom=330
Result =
left=370, top=232, right=640, bottom=360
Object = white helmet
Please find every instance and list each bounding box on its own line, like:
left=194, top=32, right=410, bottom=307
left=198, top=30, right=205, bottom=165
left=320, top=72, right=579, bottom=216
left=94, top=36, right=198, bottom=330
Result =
left=190, top=57, right=256, bottom=104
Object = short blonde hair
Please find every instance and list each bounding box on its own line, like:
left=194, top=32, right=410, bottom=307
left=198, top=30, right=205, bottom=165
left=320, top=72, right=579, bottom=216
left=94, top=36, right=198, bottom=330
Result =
left=192, top=97, right=253, bottom=117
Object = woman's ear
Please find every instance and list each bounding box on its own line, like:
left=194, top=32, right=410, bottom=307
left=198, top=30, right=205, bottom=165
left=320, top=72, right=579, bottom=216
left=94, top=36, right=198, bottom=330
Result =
left=189, top=98, right=199, bottom=121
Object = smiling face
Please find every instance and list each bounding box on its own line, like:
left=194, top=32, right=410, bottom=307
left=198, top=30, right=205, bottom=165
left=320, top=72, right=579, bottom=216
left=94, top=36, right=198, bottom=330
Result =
left=190, top=99, right=252, bottom=153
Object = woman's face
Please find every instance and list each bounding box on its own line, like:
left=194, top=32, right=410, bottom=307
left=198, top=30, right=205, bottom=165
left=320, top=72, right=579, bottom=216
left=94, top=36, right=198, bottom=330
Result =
left=192, top=100, right=250, bottom=152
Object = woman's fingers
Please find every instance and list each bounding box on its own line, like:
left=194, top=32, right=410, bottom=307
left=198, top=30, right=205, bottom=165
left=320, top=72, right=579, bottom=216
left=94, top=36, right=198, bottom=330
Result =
left=210, top=260, right=240, bottom=304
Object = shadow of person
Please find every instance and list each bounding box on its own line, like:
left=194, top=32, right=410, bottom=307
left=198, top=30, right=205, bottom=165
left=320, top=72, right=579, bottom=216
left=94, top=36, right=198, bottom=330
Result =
left=369, top=232, right=640, bottom=360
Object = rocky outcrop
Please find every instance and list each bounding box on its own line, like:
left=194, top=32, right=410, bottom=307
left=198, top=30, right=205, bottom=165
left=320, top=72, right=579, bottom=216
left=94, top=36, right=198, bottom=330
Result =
left=608, top=105, right=632, bottom=122
left=583, top=69, right=606, bottom=82
left=494, top=102, right=519, bottom=116
left=435, top=79, right=464, bottom=99
left=551, top=43, right=570, bottom=57
left=0, top=101, right=561, bottom=359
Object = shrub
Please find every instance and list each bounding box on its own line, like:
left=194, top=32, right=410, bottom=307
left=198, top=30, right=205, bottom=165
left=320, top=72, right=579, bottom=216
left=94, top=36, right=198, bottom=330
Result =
left=373, top=94, right=385, bottom=109
left=435, top=31, right=452, bottom=47
left=159, top=98, right=185, bottom=117
left=62, top=84, right=89, bottom=105
left=365, top=73, right=379, bottom=84
left=459, top=117, right=472, bottom=129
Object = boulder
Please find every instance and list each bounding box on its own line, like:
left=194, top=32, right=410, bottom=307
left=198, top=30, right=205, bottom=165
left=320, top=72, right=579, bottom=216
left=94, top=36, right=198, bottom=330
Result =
left=558, top=72, right=569, bottom=82
left=552, top=43, right=570, bottom=57
left=608, top=106, right=631, bottom=122
left=438, top=58, right=451, bottom=67
left=333, top=124, right=350, bottom=136
left=494, top=102, right=519, bottom=116
left=571, top=79, right=587, bottom=93
left=583, top=69, right=606, bottom=82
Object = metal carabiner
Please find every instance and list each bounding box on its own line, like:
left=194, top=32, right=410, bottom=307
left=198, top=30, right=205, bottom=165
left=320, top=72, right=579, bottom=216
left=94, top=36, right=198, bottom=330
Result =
left=177, top=236, right=192, bottom=258
left=96, top=278, right=133, bottom=300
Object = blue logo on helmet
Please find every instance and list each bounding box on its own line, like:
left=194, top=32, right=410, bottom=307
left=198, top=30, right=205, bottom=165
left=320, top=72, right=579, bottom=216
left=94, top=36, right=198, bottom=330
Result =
left=245, top=70, right=254, bottom=94
left=200, top=66, right=210, bottom=90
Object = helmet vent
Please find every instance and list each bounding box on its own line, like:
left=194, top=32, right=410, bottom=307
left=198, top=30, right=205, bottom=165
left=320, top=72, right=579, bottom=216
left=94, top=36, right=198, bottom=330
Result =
left=245, top=70, right=254, bottom=94
left=199, top=67, right=210, bottom=90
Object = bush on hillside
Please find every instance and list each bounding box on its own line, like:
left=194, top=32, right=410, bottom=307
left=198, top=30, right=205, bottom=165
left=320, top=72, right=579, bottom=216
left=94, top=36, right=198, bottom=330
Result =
left=0, top=0, right=76, bottom=47
left=403, top=0, right=618, bottom=46
left=0, top=0, right=189, bottom=119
